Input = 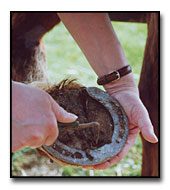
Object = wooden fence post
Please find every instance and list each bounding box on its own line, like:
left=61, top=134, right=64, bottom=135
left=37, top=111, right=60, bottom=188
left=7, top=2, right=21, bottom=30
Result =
left=138, top=13, right=159, bottom=176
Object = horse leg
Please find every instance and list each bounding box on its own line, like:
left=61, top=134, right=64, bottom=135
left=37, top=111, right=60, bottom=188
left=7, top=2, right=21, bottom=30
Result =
left=12, top=13, right=60, bottom=82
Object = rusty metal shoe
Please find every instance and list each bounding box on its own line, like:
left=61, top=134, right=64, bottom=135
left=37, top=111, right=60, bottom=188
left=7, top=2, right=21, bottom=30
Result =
left=39, top=80, right=129, bottom=167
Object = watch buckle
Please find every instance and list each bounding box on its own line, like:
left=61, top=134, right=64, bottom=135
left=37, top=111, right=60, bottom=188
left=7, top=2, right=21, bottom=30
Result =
left=113, top=71, right=120, bottom=81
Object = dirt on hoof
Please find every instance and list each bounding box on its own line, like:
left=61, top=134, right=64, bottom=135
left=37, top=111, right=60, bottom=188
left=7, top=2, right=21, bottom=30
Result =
left=40, top=79, right=129, bottom=167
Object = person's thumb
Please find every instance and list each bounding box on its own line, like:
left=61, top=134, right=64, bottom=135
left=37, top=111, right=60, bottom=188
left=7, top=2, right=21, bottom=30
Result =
left=50, top=97, right=78, bottom=123
left=135, top=102, right=158, bottom=143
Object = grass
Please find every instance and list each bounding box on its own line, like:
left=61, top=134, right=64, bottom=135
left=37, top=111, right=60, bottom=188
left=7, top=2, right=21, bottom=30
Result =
left=43, top=21, right=147, bottom=85
left=12, top=21, right=147, bottom=176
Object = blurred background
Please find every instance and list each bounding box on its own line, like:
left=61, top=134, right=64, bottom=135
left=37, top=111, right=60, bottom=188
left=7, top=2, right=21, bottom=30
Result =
left=12, top=21, right=147, bottom=176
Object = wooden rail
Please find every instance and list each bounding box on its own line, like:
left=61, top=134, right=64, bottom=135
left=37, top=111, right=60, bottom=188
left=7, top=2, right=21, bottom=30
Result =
left=109, top=12, right=149, bottom=23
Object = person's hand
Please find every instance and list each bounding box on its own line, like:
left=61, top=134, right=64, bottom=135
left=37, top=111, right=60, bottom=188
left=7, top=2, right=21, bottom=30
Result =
left=12, top=81, right=77, bottom=152
left=92, top=74, right=158, bottom=170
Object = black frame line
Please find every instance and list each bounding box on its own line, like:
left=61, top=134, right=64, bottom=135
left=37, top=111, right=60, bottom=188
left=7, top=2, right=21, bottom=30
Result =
left=10, top=11, right=161, bottom=179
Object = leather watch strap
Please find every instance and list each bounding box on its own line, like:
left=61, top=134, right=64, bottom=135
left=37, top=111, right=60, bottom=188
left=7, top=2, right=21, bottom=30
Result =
left=97, top=65, right=132, bottom=85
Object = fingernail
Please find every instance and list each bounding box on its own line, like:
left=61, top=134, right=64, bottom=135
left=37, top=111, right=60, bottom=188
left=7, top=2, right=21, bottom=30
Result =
left=68, top=113, right=78, bottom=120
left=149, top=131, right=158, bottom=143
left=152, top=133, right=158, bottom=142
left=148, top=127, right=158, bottom=143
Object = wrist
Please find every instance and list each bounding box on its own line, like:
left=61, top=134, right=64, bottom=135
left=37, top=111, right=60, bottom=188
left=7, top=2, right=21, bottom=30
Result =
left=103, top=73, right=139, bottom=96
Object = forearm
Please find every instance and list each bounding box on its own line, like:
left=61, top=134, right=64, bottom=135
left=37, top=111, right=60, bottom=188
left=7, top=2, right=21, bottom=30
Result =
left=57, top=13, right=129, bottom=77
